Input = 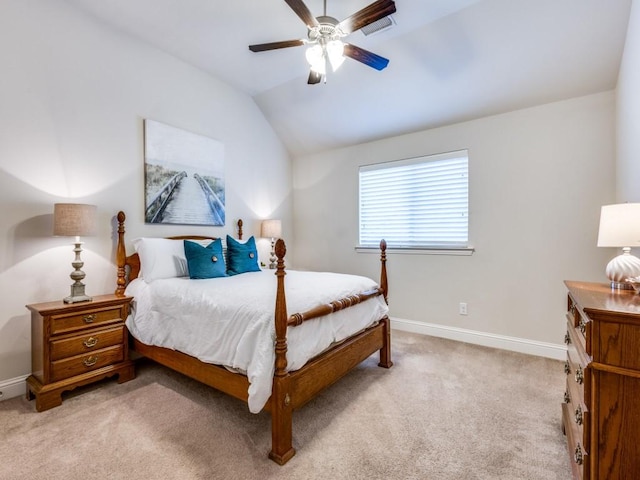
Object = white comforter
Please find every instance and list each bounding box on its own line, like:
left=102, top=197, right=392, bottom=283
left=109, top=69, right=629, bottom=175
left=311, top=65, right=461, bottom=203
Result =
left=125, top=270, right=389, bottom=413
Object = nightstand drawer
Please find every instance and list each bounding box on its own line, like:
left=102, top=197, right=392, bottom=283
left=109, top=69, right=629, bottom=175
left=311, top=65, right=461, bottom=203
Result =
left=50, top=306, right=124, bottom=335
left=50, top=345, right=124, bottom=382
left=50, top=326, right=124, bottom=361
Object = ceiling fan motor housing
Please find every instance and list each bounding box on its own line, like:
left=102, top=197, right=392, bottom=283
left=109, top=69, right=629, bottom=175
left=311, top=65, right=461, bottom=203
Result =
left=308, top=16, right=343, bottom=43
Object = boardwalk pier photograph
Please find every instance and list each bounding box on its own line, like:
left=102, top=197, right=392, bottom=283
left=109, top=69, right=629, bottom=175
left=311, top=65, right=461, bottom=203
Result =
left=144, top=119, right=225, bottom=226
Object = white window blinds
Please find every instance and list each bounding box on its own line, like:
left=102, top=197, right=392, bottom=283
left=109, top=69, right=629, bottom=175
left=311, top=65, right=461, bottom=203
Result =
left=359, top=150, right=469, bottom=248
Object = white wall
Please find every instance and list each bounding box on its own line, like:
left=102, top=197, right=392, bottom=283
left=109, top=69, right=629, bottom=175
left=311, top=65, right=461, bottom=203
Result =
left=617, top=0, right=640, bottom=202
left=0, top=0, right=291, bottom=387
left=292, top=92, right=615, bottom=351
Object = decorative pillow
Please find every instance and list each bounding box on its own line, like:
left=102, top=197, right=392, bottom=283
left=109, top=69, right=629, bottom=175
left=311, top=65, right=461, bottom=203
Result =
left=132, top=238, right=188, bottom=282
left=184, top=239, right=227, bottom=279
left=226, top=235, right=261, bottom=276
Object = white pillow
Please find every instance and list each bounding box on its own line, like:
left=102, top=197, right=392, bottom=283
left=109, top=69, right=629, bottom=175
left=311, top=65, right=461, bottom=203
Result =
left=132, top=238, right=188, bottom=282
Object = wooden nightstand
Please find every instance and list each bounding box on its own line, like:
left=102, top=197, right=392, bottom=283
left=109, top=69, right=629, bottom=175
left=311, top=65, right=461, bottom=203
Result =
left=26, top=294, right=135, bottom=411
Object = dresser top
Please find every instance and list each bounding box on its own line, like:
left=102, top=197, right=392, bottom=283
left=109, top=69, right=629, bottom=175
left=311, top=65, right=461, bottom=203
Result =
left=26, top=294, right=132, bottom=314
left=565, top=280, right=640, bottom=318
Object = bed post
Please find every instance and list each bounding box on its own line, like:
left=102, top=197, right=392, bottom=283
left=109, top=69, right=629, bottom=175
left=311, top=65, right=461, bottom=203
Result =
left=269, top=238, right=295, bottom=465
left=115, top=211, right=127, bottom=297
left=378, top=239, right=393, bottom=368
left=237, top=219, right=243, bottom=240
left=379, top=239, right=388, bottom=304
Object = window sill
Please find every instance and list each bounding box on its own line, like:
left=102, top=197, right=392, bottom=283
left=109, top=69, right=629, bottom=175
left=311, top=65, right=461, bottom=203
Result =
left=355, top=246, right=475, bottom=256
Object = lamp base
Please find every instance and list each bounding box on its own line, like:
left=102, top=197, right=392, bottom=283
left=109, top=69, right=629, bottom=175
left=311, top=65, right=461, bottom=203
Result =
left=63, top=241, right=92, bottom=303
left=609, top=281, right=635, bottom=291
left=63, top=294, right=92, bottom=304
left=605, top=249, right=640, bottom=289
left=269, top=238, right=277, bottom=269
left=64, top=283, right=92, bottom=303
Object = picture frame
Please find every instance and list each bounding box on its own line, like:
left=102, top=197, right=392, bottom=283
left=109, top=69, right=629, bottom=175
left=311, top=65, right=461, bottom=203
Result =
left=144, top=119, right=225, bottom=226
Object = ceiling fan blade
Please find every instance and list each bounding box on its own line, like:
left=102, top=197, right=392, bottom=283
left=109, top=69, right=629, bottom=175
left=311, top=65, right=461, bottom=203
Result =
left=307, top=70, right=322, bottom=85
left=249, top=39, right=305, bottom=52
left=343, top=43, right=390, bottom=71
left=285, top=0, right=320, bottom=28
left=337, top=0, right=396, bottom=35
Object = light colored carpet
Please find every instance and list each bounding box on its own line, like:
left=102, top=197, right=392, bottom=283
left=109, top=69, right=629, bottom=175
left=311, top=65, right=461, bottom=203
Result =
left=0, top=331, right=571, bottom=479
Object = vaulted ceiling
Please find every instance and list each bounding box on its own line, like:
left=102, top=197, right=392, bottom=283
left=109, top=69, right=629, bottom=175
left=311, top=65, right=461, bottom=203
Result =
left=62, top=0, right=632, bottom=157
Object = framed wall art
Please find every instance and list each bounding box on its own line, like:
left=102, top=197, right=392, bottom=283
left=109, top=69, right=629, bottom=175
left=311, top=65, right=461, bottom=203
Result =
left=144, top=119, right=225, bottom=226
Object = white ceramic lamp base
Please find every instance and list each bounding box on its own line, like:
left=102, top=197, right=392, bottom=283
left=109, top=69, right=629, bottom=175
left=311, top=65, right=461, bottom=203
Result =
left=605, top=248, right=640, bottom=290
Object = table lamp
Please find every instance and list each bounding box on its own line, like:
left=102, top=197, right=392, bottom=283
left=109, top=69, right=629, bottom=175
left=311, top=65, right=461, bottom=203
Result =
left=261, top=219, right=282, bottom=269
left=597, top=203, right=640, bottom=289
left=53, top=203, right=97, bottom=303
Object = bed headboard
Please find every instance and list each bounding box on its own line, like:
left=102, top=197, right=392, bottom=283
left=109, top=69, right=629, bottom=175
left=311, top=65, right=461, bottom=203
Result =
left=115, top=211, right=244, bottom=296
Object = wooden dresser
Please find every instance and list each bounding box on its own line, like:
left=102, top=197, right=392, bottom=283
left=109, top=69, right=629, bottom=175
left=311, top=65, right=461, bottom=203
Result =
left=26, top=294, right=135, bottom=411
left=563, top=281, right=640, bottom=479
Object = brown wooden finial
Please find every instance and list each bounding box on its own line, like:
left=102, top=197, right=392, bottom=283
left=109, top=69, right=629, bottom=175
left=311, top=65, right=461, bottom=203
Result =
left=275, top=238, right=286, bottom=262
left=237, top=219, right=243, bottom=240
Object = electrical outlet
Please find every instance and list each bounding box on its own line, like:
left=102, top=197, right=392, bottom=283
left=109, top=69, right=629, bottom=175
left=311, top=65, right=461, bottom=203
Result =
left=459, top=302, right=468, bottom=315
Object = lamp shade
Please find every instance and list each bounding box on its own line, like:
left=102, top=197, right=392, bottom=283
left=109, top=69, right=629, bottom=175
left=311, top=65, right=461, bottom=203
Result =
left=53, top=203, right=97, bottom=237
left=261, top=219, right=282, bottom=239
left=597, top=203, right=640, bottom=247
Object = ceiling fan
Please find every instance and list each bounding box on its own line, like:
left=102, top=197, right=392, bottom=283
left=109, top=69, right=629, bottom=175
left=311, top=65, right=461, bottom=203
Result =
left=249, top=0, right=397, bottom=85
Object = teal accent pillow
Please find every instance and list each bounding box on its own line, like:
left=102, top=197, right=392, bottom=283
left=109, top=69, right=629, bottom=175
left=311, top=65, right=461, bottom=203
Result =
left=184, top=239, right=227, bottom=279
left=226, top=235, right=261, bottom=276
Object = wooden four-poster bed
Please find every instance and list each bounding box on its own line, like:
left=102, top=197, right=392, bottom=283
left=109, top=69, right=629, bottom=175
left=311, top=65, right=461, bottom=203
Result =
left=114, top=211, right=392, bottom=464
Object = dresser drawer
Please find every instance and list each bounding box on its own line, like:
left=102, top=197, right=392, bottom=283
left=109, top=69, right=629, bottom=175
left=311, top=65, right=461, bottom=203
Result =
left=565, top=377, right=590, bottom=454
left=50, top=306, right=124, bottom=336
left=566, top=322, right=591, bottom=405
left=563, top=402, right=590, bottom=480
left=567, top=295, right=590, bottom=355
left=50, top=326, right=124, bottom=361
left=50, top=345, right=124, bottom=382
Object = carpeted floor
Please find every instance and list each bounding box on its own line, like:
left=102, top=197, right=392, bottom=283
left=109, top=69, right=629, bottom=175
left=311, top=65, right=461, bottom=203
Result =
left=0, top=331, right=572, bottom=479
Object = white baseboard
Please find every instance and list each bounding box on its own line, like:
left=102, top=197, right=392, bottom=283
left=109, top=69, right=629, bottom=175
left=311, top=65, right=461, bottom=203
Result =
left=391, top=317, right=567, bottom=361
left=0, top=375, right=29, bottom=402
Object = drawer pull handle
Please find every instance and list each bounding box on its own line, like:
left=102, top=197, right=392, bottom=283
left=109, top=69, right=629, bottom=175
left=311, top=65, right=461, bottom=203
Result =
left=564, top=361, right=571, bottom=375
left=579, top=317, right=587, bottom=335
left=564, top=332, right=571, bottom=345
left=564, top=391, right=571, bottom=404
left=83, top=314, right=97, bottom=324
left=83, top=337, right=98, bottom=348
left=575, top=366, right=584, bottom=385
left=83, top=356, right=98, bottom=367
left=575, top=405, right=583, bottom=425
left=574, top=445, right=583, bottom=465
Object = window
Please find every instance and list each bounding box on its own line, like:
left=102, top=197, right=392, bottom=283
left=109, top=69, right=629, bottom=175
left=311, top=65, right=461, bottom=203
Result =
left=359, top=150, right=469, bottom=250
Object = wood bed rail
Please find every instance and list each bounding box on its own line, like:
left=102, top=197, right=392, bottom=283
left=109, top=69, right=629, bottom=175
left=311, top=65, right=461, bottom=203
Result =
left=287, top=288, right=384, bottom=327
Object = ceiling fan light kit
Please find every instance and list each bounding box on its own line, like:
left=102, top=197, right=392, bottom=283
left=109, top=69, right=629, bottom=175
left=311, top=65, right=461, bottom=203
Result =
left=249, top=0, right=396, bottom=85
